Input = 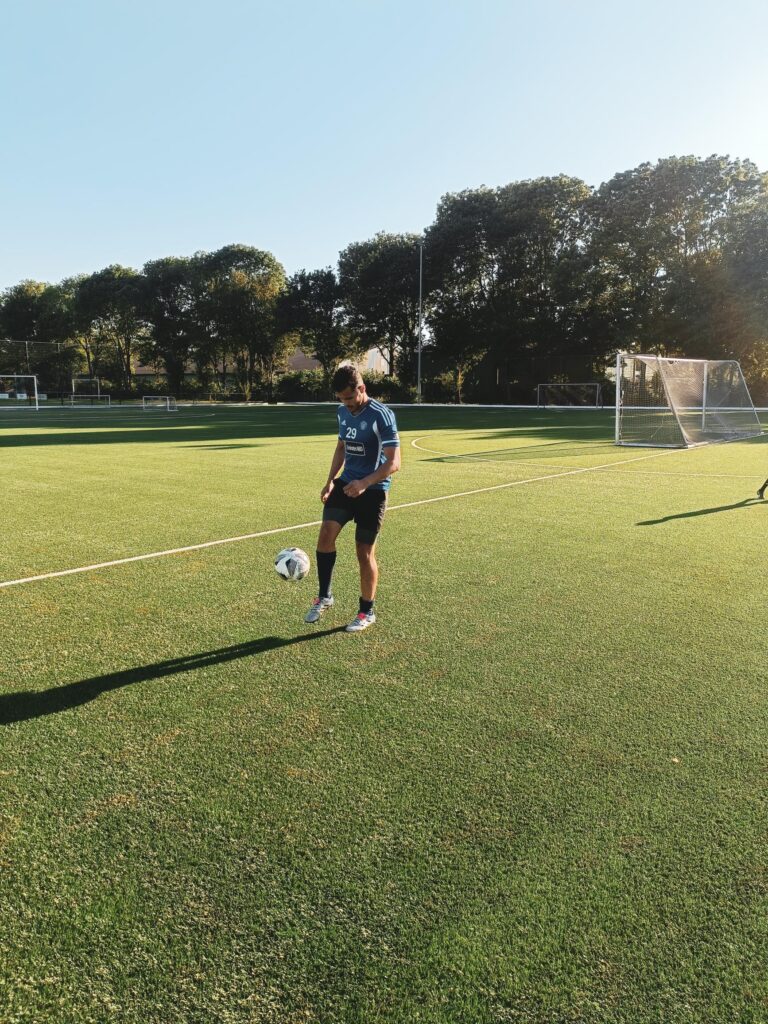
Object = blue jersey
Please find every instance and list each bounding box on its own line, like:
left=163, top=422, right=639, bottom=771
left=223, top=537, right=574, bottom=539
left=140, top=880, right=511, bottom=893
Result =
left=337, top=399, right=400, bottom=491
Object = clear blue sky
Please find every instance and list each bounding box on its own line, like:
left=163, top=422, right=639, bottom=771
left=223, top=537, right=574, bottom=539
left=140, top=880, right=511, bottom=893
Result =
left=2, top=0, right=767, bottom=291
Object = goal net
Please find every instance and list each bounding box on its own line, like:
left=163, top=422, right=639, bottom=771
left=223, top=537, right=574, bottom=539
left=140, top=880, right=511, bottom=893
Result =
left=537, top=382, right=603, bottom=408
left=0, top=375, right=39, bottom=410
left=615, top=354, right=761, bottom=447
left=68, top=394, right=111, bottom=407
left=142, top=396, right=178, bottom=412
left=70, top=377, right=111, bottom=407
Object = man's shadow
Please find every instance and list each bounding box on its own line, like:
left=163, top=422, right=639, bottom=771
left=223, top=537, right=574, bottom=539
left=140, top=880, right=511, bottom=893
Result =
left=637, top=497, right=764, bottom=526
left=0, top=628, right=345, bottom=725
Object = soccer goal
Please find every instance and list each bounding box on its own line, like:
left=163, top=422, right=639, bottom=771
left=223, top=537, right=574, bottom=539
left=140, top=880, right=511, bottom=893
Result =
left=0, top=374, right=39, bottom=410
left=68, top=393, right=112, bottom=407
left=142, top=396, right=178, bottom=412
left=537, top=382, right=603, bottom=408
left=615, top=353, right=762, bottom=447
left=69, top=377, right=111, bottom=407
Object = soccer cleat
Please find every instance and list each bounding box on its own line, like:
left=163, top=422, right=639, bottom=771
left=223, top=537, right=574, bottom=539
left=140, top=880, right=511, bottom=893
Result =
left=345, top=612, right=376, bottom=633
left=304, top=596, right=334, bottom=623
left=758, top=483, right=767, bottom=500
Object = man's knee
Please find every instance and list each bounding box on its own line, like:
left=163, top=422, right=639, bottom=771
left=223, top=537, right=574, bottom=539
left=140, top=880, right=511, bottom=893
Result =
left=355, top=541, right=376, bottom=563
left=318, top=521, right=342, bottom=549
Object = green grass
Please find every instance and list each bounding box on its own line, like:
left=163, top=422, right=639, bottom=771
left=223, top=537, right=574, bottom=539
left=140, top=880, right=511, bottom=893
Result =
left=1, top=404, right=767, bottom=1023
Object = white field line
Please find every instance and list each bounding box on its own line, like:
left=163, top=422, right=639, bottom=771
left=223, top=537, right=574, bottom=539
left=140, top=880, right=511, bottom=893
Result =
left=0, top=521, right=327, bottom=590
left=1, top=437, right=706, bottom=591
left=409, top=439, right=761, bottom=480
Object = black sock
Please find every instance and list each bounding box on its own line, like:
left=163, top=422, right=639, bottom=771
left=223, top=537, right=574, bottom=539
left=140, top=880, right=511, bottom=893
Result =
left=359, top=598, right=374, bottom=615
left=316, top=550, right=336, bottom=599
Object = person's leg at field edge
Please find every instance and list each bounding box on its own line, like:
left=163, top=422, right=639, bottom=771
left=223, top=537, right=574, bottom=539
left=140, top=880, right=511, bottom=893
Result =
left=356, top=539, right=378, bottom=603
left=345, top=492, right=385, bottom=632
left=304, top=519, right=344, bottom=623
left=345, top=534, right=379, bottom=633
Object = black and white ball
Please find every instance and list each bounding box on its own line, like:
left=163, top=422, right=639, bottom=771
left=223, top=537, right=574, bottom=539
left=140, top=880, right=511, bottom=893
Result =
left=274, top=547, right=311, bottom=582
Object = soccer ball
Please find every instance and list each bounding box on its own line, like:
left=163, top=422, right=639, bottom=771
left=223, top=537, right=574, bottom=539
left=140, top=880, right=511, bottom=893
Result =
left=274, top=547, right=311, bottom=582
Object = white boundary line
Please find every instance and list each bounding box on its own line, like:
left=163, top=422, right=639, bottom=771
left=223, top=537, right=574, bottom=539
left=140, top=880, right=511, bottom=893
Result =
left=0, top=438, right=708, bottom=591
left=414, top=447, right=762, bottom=480
left=0, top=521, right=326, bottom=591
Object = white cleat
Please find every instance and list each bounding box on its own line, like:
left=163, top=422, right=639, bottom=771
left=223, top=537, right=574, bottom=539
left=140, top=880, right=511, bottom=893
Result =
left=345, top=612, right=376, bottom=633
left=304, top=596, right=334, bottom=623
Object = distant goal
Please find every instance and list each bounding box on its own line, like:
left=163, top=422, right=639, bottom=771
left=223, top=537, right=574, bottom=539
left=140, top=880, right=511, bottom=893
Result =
left=615, top=353, right=762, bottom=447
left=537, top=382, right=603, bottom=408
left=70, top=377, right=111, bottom=407
left=68, top=394, right=111, bottom=407
left=0, top=374, right=39, bottom=410
left=142, top=396, right=178, bottom=412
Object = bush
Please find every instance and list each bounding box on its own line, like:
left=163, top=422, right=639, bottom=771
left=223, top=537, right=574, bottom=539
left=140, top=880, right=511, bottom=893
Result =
left=362, top=372, right=417, bottom=404
left=276, top=369, right=331, bottom=402
left=422, top=373, right=457, bottom=403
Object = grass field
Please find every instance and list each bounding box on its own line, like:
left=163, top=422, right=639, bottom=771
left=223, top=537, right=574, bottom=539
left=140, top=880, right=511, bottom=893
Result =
left=1, top=404, right=767, bottom=1024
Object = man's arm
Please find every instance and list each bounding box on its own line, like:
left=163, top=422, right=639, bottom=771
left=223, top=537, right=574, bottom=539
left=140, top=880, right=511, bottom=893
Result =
left=342, top=445, right=400, bottom=497
left=321, top=439, right=346, bottom=503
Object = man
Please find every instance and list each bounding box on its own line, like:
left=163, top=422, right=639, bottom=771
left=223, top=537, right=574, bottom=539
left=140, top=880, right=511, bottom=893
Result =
left=305, top=365, right=401, bottom=633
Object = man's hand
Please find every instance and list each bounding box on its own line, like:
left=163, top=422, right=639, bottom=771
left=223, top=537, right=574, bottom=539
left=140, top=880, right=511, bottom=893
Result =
left=320, top=482, right=334, bottom=504
left=343, top=479, right=367, bottom=498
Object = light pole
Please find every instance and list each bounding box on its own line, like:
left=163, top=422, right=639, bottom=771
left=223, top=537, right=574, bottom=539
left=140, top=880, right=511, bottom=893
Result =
left=417, top=242, right=423, bottom=402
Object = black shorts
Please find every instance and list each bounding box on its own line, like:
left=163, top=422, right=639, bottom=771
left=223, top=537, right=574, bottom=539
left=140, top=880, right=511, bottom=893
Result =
left=323, top=479, right=388, bottom=544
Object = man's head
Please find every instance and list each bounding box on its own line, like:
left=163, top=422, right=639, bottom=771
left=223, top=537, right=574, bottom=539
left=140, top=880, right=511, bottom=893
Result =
left=333, top=365, right=367, bottom=413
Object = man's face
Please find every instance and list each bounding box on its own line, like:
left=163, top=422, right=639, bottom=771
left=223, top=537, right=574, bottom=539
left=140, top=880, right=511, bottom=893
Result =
left=336, top=383, right=366, bottom=414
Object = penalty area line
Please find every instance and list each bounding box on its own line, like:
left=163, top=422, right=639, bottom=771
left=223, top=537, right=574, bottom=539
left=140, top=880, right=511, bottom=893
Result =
left=0, top=439, right=733, bottom=590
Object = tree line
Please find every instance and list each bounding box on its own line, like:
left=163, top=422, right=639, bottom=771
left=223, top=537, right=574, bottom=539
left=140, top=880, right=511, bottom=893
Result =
left=2, top=154, right=767, bottom=403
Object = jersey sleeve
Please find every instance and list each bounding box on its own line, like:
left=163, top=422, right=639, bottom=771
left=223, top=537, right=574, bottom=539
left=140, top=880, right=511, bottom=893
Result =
left=337, top=407, right=344, bottom=440
left=378, top=406, right=399, bottom=447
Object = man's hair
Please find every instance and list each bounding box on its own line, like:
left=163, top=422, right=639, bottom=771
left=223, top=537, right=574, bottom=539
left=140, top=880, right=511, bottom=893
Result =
left=332, top=365, right=364, bottom=393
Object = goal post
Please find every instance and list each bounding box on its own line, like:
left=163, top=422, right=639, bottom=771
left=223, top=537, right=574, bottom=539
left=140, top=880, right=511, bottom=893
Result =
left=615, top=353, right=761, bottom=447
left=537, top=382, right=603, bottom=408
left=142, top=396, right=178, bottom=412
left=0, top=374, right=39, bottom=410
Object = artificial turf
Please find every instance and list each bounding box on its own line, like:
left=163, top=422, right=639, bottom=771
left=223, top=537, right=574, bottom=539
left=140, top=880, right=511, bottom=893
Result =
left=1, top=404, right=767, bottom=1023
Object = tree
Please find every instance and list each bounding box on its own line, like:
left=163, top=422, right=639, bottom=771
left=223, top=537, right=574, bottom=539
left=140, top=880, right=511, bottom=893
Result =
left=424, top=177, right=601, bottom=400
left=338, top=232, right=423, bottom=383
left=719, top=194, right=768, bottom=401
left=74, top=266, right=147, bottom=390
left=203, top=244, right=290, bottom=400
left=282, top=268, right=363, bottom=388
left=589, top=155, right=768, bottom=356
left=140, top=256, right=209, bottom=395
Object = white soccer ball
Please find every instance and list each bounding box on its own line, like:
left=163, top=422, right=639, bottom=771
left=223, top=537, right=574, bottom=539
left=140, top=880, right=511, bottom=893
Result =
left=274, top=547, right=311, bottom=582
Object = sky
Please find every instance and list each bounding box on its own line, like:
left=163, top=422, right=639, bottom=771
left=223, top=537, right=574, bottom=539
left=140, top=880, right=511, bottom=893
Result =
left=2, top=0, right=767, bottom=291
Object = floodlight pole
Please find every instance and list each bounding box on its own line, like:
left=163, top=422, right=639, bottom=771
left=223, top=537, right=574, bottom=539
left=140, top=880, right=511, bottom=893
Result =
left=417, top=243, right=423, bottom=403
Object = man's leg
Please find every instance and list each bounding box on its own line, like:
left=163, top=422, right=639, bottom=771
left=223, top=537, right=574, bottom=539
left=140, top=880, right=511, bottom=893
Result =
left=356, top=541, right=378, bottom=602
left=346, top=492, right=386, bottom=632
left=317, top=520, right=343, bottom=596
left=345, top=540, right=378, bottom=633
left=305, top=519, right=344, bottom=623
